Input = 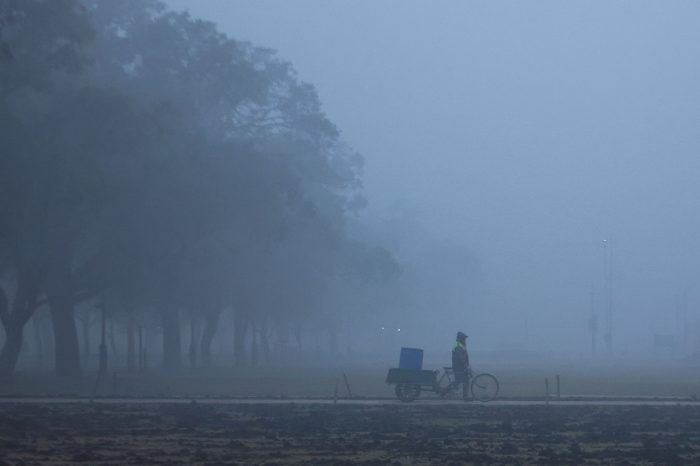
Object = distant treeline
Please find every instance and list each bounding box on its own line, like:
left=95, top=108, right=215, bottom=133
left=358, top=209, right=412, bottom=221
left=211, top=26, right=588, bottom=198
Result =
left=0, top=0, right=398, bottom=378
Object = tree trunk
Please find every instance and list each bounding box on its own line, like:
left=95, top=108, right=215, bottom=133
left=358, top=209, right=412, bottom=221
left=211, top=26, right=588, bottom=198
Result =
left=43, top=313, right=55, bottom=368
left=0, top=286, right=10, bottom=377
left=161, top=308, right=181, bottom=372
left=46, top=246, right=81, bottom=378
left=277, top=318, right=290, bottom=360
left=81, top=314, right=91, bottom=370
left=127, top=314, right=136, bottom=372
left=200, top=310, right=220, bottom=369
left=260, top=316, right=271, bottom=364
left=48, top=301, right=81, bottom=377
left=0, top=272, right=41, bottom=379
left=189, top=315, right=197, bottom=370
left=32, top=313, right=44, bottom=369
left=108, top=318, right=118, bottom=367
left=0, top=322, right=24, bottom=378
left=233, top=309, right=248, bottom=367
left=251, top=321, right=259, bottom=366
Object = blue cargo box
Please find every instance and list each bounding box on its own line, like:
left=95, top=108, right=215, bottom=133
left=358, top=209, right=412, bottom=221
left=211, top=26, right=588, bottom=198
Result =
left=399, top=347, right=423, bottom=370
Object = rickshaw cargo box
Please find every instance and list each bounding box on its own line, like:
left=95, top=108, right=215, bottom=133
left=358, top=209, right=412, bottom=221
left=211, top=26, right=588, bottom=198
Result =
left=386, top=368, right=437, bottom=385
left=398, top=347, right=423, bottom=370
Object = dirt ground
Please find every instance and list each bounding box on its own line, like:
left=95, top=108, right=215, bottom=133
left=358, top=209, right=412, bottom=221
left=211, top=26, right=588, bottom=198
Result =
left=1, top=402, right=699, bottom=465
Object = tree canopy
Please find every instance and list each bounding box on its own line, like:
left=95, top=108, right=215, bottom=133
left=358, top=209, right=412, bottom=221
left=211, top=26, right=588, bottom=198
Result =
left=0, top=0, right=398, bottom=377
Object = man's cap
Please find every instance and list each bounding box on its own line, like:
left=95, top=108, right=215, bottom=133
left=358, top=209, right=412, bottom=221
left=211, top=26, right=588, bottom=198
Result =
left=457, top=331, right=468, bottom=340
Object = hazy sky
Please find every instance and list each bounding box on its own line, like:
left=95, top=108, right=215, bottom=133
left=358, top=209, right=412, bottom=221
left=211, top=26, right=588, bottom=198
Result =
left=165, top=0, right=700, bottom=355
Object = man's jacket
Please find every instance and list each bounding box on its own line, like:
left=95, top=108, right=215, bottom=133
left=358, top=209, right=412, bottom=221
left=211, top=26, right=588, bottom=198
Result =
left=452, top=341, right=469, bottom=374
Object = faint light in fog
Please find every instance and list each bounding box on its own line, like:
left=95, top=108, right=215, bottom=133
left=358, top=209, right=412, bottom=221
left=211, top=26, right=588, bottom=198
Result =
left=397, top=328, right=401, bottom=332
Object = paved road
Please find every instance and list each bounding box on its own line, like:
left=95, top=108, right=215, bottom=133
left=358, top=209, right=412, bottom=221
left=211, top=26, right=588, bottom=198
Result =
left=1, top=397, right=699, bottom=406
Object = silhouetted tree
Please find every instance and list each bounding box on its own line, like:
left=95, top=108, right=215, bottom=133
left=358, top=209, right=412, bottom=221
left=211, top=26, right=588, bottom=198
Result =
left=0, top=0, right=397, bottom=379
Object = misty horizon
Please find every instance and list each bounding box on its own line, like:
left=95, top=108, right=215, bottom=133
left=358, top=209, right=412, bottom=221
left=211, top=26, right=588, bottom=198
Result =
left=164, top=0, right=700, bottom=356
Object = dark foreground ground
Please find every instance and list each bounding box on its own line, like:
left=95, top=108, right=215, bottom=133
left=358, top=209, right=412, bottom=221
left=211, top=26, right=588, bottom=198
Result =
left=1, top=402, right=699, bottom=465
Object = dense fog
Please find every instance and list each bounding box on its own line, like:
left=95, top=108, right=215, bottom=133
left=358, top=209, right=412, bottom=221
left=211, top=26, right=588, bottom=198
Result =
left=170, top=0, right=700, bottom=354
left=2, top=1, right=700, bottom=381
left=166, top=1, right=700, bottom=358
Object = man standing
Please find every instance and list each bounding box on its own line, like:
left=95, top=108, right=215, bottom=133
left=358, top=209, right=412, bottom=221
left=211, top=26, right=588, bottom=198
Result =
left=452, top=331, right=470, bottom=400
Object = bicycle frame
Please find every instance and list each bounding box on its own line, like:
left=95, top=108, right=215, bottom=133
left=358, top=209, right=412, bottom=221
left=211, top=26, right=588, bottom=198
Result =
left=437, top=367, right=455, bottom=387
left=436, top=367, right=473, bottom=396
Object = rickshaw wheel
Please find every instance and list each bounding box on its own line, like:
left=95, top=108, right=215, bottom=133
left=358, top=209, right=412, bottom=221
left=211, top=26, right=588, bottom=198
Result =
left=395, top=383, right=421, bottom=402
left=470, top=373, right=499, bottom=402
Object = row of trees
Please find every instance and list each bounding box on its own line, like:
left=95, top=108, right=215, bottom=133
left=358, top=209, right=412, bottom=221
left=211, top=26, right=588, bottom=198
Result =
left=0, top=0, right=398, bottom=378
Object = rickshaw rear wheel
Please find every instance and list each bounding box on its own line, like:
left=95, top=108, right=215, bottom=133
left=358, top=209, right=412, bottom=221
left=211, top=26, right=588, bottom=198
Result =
left=395, top=383, right=421, bottom=402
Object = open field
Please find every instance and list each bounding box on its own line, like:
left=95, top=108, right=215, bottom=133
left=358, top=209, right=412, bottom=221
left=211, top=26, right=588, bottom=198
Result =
left=2, top=362, right=700, bottom=464
left=2, top=360, right=700, bottom=400
left=1, top=401, right=700, bottom=465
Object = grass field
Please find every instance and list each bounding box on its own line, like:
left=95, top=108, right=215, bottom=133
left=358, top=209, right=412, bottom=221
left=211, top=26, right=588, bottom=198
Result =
left=2, top=360, right=700, bottom=400
left=2, top=361, right=700, bottom=465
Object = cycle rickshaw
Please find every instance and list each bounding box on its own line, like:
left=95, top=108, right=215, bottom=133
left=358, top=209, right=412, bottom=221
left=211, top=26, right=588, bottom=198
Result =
left=386, top=366, right=499, bottom=402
